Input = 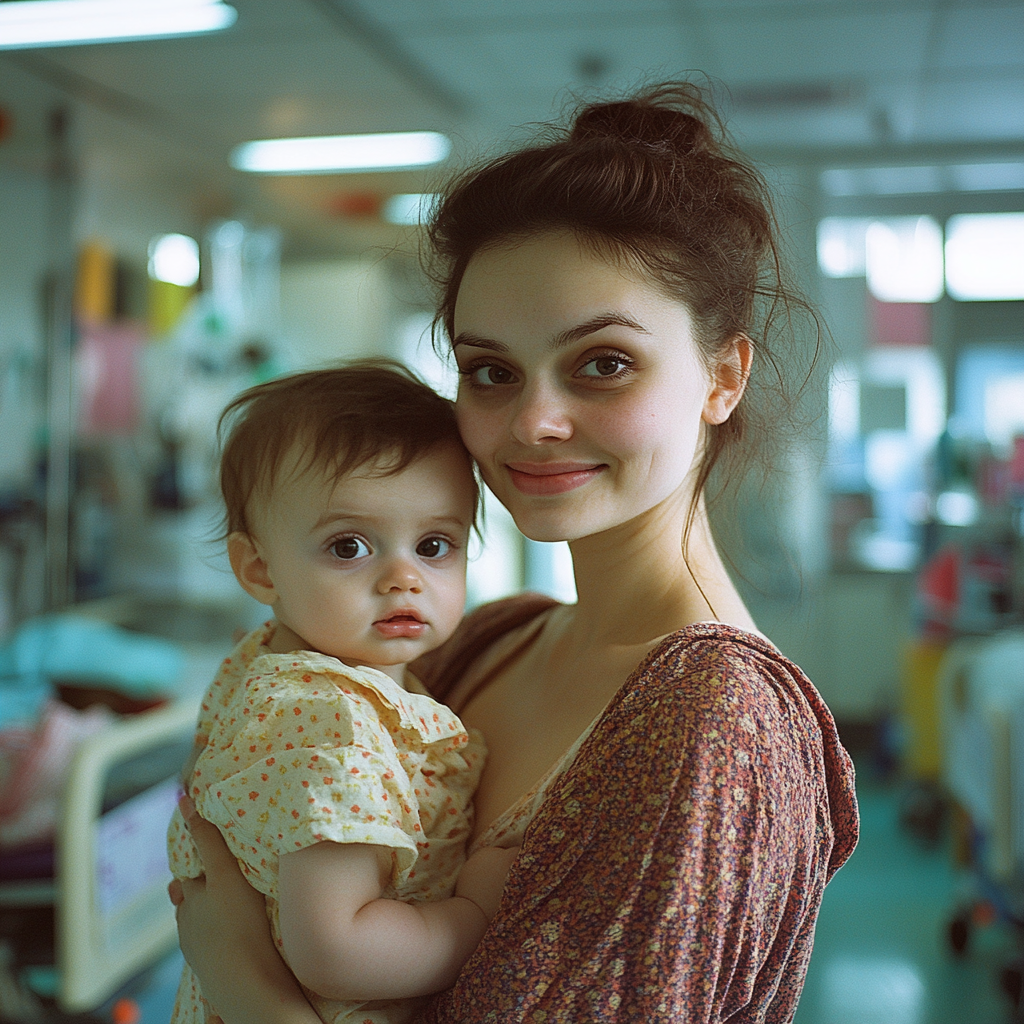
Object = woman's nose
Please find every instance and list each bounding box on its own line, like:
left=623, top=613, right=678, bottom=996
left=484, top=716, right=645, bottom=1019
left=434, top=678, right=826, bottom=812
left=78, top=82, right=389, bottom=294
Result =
left=510, top=380, right=573, bottom=444
left=377, top=555, right=423, bottom=594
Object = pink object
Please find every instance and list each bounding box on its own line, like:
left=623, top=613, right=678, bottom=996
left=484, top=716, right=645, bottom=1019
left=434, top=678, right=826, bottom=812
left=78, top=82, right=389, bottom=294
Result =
left=868, top=296, right=932, bottom=347
left=76, top=321, right=144, bottom=436
left=1010, top=436, right=1024, bottom=495
left=0, top=699, right=112, bottom=847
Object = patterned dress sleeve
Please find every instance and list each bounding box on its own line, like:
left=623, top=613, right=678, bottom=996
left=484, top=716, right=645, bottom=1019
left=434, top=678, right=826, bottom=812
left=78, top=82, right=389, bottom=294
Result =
left=194, top=625, right=273, bottom=744
left=196, top=664, right=424, bottom=895
left=419, top=631, right=857, bottom=1023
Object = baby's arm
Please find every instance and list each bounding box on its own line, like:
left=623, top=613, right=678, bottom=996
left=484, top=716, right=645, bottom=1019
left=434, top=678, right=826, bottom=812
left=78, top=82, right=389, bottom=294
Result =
left=277, top=842, right=517, bottom=1001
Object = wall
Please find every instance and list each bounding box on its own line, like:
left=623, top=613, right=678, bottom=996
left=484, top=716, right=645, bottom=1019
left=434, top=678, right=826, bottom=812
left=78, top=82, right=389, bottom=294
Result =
left=279, top=259, right=400, bottom=368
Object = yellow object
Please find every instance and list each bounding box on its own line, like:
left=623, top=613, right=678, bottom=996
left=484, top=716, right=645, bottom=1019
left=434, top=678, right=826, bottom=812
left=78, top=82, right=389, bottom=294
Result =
left=902, top=640, right=947, bottom=779
left=74, top=239, right=115, bottom=323
left=147, top=278, right=193, bottom=337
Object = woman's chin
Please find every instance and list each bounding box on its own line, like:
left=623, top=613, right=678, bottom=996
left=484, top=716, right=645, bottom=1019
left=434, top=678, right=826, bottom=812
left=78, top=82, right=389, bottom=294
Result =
left=510, top=509, right=595, bottom=544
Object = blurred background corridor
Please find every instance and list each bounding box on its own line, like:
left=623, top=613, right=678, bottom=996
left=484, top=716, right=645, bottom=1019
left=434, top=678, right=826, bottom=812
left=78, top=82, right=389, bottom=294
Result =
left=0, top=1, right=1022, bottom=1020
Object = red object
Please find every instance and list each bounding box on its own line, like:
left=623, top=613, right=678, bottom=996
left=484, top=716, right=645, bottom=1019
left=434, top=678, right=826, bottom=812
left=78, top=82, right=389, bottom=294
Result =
left=973, top=901, right=997, bottom=927
left=328, top=191, right=382, bottom=218
left=917, top=545, right=960, bottom=633
left=868, top=296, right=931, bottom=347
left=111, top=998, right=141, bottom=1024
left=0, top=106, right=13, bottom=144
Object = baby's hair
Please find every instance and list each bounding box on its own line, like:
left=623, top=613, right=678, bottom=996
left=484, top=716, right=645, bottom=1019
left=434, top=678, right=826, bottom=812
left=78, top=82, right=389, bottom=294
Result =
left=218, top=359, right=477, bottom=538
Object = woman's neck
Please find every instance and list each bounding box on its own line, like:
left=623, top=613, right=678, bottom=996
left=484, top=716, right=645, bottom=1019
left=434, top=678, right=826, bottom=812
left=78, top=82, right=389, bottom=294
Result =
left=565, top=491, right=757, bottom=647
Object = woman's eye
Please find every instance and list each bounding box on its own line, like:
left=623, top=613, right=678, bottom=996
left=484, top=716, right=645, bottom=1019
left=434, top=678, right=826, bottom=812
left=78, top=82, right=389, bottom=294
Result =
left=416, top=536, right=452, bottom=559
left=330, top=536, right=370, bottom=560
left=464, top=364, right=516, bottom=386
left=577, top=355, right=630, bottom=378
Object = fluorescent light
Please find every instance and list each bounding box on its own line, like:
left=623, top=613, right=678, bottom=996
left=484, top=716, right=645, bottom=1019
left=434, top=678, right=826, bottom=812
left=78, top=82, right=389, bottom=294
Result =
left=935, top=491, right=979, bottom=527
left=817, top=217, right=870, bottom=278
left=231, top=133, right=451, bottom=175
left=383, top=193, right=438, bottom=226
left=0, top=0, right=236, bottom=50
left=984, top=372, right=1024, bottom=452
left=149, top=233, right=200, bottom=287
left=945, top=213, right=1024, bottom=301
left=865, top=216, right=944, bottom=303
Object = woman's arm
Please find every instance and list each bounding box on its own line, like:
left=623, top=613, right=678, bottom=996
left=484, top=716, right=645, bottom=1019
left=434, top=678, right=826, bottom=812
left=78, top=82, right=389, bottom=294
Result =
left=278, top=842, right=516, bottom=1000
left=172, top=796, right=518, bottom=1014
left=170, top=798, right=320, bottom=1024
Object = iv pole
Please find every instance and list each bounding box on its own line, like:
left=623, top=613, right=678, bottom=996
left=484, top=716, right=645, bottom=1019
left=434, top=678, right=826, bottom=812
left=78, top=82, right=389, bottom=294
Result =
left=44, top=106, right=76, bottom=610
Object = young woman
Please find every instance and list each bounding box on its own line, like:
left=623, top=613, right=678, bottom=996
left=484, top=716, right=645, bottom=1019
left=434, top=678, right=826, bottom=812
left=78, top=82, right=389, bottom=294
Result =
left=170, top=81, right=859, bottom=1023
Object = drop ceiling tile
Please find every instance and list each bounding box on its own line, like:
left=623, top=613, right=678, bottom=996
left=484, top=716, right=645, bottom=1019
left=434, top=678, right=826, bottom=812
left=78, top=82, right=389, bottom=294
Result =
left=932, top=4, right=1024, bottom=70
left=730, top=107, right=874, bottom=151
left=363, top=0, right=677, bottom=31
left=704, top=6, right=934, bottom=81
left=915, top=76, right=1024, bottom=143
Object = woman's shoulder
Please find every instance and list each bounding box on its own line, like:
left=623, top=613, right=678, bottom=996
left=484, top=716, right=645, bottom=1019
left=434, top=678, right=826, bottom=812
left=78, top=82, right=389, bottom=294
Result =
left=615, top=621, right=846, bottom=761
left=411, top=593, right=561, bottom=701
left=628, top=621, right=820, bottom=711
left=619, top=623, right=855, bottom=845
left=586, top=621, right=859, bottom=877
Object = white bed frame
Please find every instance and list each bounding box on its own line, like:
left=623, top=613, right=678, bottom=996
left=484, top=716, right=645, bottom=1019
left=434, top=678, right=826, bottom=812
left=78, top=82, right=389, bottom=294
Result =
left=56, top=699, right=196, bottom=1011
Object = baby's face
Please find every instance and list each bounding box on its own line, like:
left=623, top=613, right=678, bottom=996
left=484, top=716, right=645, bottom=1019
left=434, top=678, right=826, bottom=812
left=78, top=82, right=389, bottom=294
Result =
left=250, top=442, right=475, bottom=676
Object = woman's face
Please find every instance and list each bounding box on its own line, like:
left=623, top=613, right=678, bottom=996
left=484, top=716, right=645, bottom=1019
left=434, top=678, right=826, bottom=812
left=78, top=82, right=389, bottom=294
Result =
left=452, top=230, right=743, bottom=543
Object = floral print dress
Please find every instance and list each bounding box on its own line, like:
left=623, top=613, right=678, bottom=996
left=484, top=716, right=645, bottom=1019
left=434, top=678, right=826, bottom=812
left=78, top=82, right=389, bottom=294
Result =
left=410, top=595, right=859, bottom=1023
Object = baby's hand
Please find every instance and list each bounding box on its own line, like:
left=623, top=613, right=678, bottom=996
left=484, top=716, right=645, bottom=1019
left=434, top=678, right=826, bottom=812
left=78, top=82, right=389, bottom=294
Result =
left=454, top=845, right=520, bottom=923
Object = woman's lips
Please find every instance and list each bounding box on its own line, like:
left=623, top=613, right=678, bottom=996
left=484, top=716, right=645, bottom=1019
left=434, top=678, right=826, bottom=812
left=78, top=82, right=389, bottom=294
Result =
left=374, top=612, right=426, bottom=638
left=505, top=462, right=605, bottom=496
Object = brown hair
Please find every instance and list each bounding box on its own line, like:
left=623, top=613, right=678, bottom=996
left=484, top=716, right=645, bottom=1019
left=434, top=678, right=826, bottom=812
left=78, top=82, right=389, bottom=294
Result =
left=427, top=80, right=823, bottom=530
left=218, top=359, right=477, bottom=537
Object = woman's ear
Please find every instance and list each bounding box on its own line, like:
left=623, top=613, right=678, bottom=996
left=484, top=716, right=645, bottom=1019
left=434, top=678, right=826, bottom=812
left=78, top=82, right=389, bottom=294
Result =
left=227, top=532, right=277, bottom=606
left=702, top=334, right=752, bottom=426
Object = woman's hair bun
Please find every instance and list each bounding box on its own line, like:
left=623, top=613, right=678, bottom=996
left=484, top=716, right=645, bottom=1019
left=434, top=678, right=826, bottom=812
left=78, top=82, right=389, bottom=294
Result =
left=569, top=85, right=716, bottom=156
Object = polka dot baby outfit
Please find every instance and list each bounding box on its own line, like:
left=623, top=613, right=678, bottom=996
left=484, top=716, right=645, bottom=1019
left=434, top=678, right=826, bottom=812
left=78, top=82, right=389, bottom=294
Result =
left=167, top=621, right=486, bottom=1024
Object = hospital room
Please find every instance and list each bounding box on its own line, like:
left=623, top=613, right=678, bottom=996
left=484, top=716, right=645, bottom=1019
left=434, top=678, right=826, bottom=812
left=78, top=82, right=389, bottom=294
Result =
left=0, top=1, right=1022, bottom=1021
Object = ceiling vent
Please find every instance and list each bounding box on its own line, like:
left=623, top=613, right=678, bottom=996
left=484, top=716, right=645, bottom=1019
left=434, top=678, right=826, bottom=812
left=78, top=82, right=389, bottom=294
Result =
left=731, top=82, right=861, bottom=110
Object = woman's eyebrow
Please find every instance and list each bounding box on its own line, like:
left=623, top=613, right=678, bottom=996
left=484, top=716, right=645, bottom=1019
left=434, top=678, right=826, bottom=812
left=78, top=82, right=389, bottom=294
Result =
left=452, top=333, right=507, bottom=352
left=453, top=312, right=648, bottom=352
left=553, top=313, right=648, bottom=348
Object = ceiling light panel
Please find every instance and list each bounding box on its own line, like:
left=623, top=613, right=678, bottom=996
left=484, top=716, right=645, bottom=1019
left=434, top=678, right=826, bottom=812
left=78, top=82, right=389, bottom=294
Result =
left=865, top=217, right=944, bottom=303
left=945, top=213, right=1024, bottom=301
left=230, top=132, right=451, bottom=175
left=0, top=0, right=237, bottom=50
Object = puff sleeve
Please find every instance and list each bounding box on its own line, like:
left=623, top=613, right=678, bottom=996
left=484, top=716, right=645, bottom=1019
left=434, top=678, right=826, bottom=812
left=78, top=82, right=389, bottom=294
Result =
left=193, top=663, right=427, bottom=897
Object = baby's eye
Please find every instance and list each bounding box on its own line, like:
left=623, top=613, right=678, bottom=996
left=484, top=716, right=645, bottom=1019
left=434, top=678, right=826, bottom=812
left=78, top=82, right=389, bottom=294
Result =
left=416, top=536, right=452, bottom=559
left=330, top=536, right=371, bottom=560
left=463, top=364, right=516, bottom=386
left=577, top=354, right=630, bottom=378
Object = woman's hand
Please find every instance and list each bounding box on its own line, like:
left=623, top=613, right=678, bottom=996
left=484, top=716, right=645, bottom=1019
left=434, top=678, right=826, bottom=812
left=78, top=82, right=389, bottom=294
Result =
left=454, top=845, right=520, bottom=923
left=169, top=796, right=319, bottom=1024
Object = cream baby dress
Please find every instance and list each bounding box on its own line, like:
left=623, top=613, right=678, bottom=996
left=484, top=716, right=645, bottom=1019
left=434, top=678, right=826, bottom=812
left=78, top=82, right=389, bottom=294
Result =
left=167, top=621, right=486, bottom=1024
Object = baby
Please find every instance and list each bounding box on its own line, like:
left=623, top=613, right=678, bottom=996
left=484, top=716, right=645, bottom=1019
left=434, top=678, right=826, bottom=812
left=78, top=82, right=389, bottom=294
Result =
left=167, top=362, right=513, bottom=1024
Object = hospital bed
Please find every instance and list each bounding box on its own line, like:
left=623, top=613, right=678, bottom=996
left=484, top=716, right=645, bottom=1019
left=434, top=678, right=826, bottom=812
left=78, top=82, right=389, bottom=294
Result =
left=0, top=599, right=242, bottom=1017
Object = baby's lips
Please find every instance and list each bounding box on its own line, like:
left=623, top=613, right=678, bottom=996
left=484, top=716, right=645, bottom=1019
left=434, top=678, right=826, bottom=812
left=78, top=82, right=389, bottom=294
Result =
left=377, top=608, right=425, bottom=624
